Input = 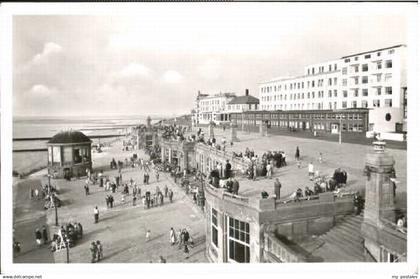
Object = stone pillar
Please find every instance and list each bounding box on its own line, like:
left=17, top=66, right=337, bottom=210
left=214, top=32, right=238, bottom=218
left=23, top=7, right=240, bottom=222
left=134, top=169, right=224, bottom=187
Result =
left=363, top=141, right=396, bottom=226
left=168, top=148, right=172, bottom=163
left=361, top=141, right=397, bottom=261
left=230, top=124, right=239, bottom=142
left=161, top=147, right=165, bottom=162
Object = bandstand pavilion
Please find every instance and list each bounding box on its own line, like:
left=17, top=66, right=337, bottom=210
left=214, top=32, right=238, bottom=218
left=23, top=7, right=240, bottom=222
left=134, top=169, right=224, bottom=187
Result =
left=47, top=130, right=92, bottom=179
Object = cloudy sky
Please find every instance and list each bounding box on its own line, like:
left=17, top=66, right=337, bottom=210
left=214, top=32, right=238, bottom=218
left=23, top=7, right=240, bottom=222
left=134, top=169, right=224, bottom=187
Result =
left=12, top=4, right=412, bottom=117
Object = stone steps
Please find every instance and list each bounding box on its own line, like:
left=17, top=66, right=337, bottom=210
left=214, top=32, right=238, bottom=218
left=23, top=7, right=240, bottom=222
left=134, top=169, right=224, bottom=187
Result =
left=314, top=213, right=367, bottom=262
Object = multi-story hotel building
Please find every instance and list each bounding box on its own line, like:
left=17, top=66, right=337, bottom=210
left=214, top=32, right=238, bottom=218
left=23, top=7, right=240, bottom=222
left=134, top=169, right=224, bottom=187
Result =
left=194, top=92, right=236, bottom=125
left=259, top=45, right=407, bottom=134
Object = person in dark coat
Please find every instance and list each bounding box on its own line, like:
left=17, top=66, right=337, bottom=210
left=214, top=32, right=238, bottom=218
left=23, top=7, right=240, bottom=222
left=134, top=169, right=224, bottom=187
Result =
left=35, top=228, right=42, bottom=246
left=225, top=160, right=232, bottom=179
left=295, top=147, right=300, bottom=161
left=42, top=226, right=48, bottom=244
left=232, top=179, right=240, bottom=195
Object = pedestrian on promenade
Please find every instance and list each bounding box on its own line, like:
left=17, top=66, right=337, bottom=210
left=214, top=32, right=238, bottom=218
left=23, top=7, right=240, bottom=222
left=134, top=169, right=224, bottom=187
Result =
left=266, top=162, right=272, bottom=179
left=318, top=152, right=323, bottom=164
left=132, top=195, right=137, bottom=206
left=308, top=162, right=314, bottom=181
left=295, top=147, right=300, bottom=161
left=105, top=195, right=110, bottom=208
left=156, top=171, right=160, bottom=182
left=35, top=228, right=42, bottom=247
left=169, top=190, right=173, bottom=203
left=84, top=184, right=90, bottom=196
left=232, top=179, right=240, bottom=195
left=146, top=230, right=151, bottom=242
left=170, top=227, right=176, bottom=245
left=178, top=229, right=184, bottom=249
left=90, top=242, right=97, bottom=263
left=164, top=185, right=168, bottom=197
left=94, top=206, right=99, bottom=223
left=96, top=240, right=103, bottom=261
left=109, top=195, right=114, bottom=208
left=159, top=256, right=167, bottom=263
left=253, top=164, right=257, bottom=181
left=34, top=188, right=39, bottom=200
left=42, top=225, right=48, bottom=244
left=160, top=192, right=164, bottom=206
left=30, top=187, right=34, bottom=199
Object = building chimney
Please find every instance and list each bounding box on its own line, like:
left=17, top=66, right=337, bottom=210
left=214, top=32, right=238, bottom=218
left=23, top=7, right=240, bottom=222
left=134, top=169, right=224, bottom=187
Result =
left=245, top=89, right=249, bottom=96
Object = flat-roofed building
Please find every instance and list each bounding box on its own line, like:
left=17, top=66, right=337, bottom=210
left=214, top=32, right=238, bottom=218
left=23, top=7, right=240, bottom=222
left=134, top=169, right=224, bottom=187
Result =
left=259, top=45, right=407, bottom=135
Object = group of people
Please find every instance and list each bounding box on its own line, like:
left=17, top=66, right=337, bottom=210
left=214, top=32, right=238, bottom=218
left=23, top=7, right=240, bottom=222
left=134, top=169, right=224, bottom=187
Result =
left=50, top=222, right=83, bottom=252
left=143, top=185, right=174, bottom=209
left=169, top=227, right=194, bottom=259
left=90, top=240, right=104, bottom=263
left=34, top=226, right=49, bottom=247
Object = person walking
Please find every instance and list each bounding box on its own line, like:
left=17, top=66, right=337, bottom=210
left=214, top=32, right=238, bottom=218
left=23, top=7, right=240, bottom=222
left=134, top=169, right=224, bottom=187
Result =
left=94, top=206, right=99, bottom=223
left=146, top=230, right=151, bottom=242
left=132, top=195, right=137, bottom=206
left=35, top=228, right=42, bottom=247
left=164, top=185, right=169, bottom=198
left=90, top=242, right=97, bottom=263
left=295, top=146, right=300, bottom=161
left=318, top=152, right=323, bottom=164
left=42, top=225, right=48, bottom=245
left=156, top=171, right=160, bottom=182
left=159, top=255, right=167, bottom=263
left=84, top=184, right=90, bottom=196
left=96, top=240, right=103, bottom=261
left=308, top=162, right=314, bottom=181
left=168, top=189, right=174, bottom=203
left=170, top=227, right=176, bottom=246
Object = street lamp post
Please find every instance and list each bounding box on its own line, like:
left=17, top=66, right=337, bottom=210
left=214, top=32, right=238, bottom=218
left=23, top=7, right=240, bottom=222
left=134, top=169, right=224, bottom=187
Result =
left=54, top=197, right=59, bottom=226
left=66, top=240, right=70, bottom=263
left=339, top=114, right=342, bottom=145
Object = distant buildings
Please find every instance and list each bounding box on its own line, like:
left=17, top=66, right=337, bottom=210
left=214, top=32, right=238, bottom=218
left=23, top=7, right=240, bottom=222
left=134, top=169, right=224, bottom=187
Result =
left=193, top=90, right=260, bottom=125
left=258, top=45, right=407, bottom=135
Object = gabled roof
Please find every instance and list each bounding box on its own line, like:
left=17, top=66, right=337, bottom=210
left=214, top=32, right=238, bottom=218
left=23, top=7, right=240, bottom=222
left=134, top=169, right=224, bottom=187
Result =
left=228, top=95, right=260, bottom=105
left=48, top=131, right=91, bottom=144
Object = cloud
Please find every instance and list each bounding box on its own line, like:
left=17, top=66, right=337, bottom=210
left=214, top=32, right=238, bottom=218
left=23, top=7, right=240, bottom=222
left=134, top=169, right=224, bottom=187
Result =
left=116, top=63, right=152, bottom=79
left=25, top=84, right=56, bottom=98
left=162, top=70, right=183, bottom=84
left=31, top=42, right=63, bottom=65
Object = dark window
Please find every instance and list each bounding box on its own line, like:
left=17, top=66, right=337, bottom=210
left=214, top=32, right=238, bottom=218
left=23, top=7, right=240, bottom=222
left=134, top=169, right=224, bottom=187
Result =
left=344, top=58, right=350, bottom=63
left=386, top=60, right=393, bottom=68
left=385, top=113, right=392, bottom=121
left=365, top=54, right=371, bottom=59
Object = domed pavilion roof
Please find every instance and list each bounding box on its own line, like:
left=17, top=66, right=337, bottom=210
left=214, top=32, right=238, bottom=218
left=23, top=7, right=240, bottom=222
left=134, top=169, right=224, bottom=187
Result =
left=48, top=130, right=92, bottom=144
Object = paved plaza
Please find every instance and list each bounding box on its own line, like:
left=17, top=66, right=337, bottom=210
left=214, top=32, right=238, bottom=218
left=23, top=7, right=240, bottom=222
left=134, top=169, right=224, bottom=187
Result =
left=198, top=127, right=406, bottom=208
left=13, top=139, right=208, bottom=263
left=13, top=128, right=407, bottom=263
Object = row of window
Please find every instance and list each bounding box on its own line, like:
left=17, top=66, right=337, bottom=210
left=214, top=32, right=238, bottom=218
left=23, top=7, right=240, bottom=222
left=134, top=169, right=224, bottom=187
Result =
left=343, top=49, right=395, bottom=63
left=307, top=63, right=338, bottom=76
left=261, top=58, right=394, bottom=94
left=260, top=98, right=393, bottom=110
left=261, top=87, right=392, bottom=103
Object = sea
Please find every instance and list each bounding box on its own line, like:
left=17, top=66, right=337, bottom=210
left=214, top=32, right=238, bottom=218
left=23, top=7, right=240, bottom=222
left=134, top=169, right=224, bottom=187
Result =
left=12, top=115, right=151, bottom=174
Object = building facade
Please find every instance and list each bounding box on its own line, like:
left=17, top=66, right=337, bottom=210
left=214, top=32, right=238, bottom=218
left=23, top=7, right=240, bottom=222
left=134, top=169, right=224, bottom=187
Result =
left=226, top=89, right=260, bottom=114
left=259, top=45, right=407, bottom=134
left=231, top=108, right=369, bottom=134
left=195, top=92, right=236, bottom=125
